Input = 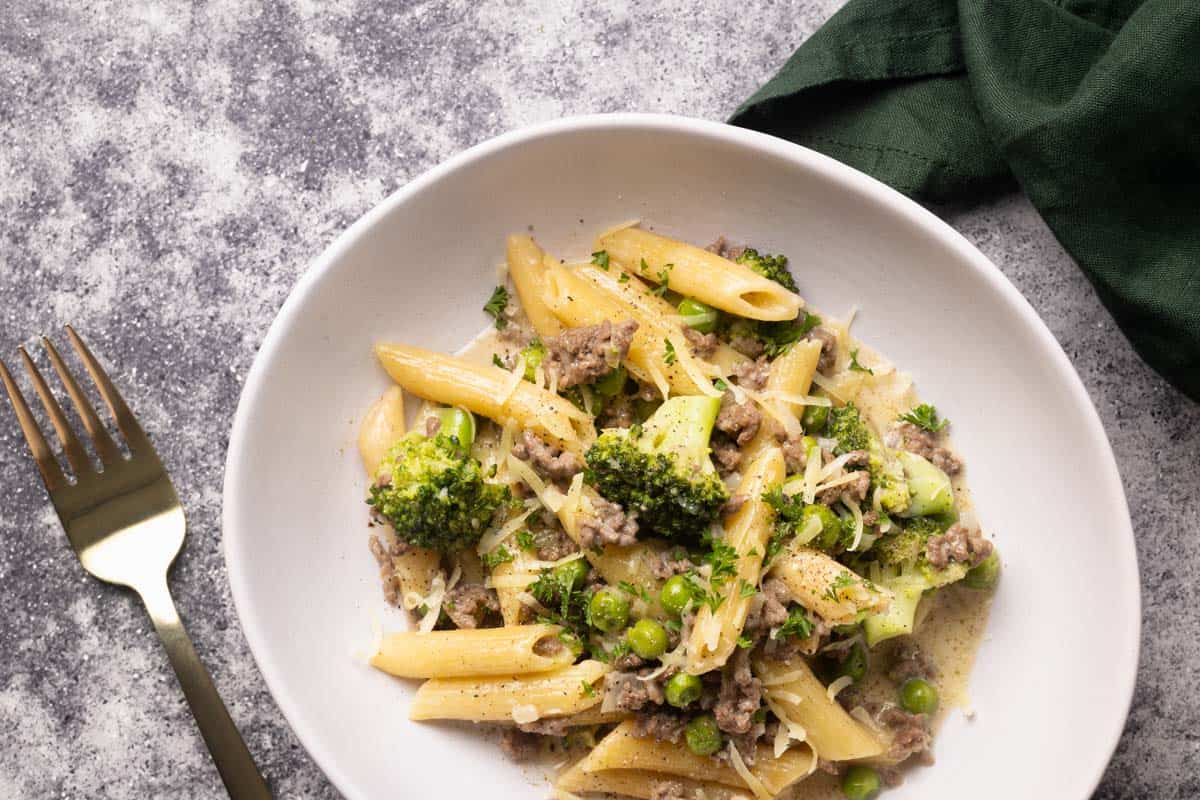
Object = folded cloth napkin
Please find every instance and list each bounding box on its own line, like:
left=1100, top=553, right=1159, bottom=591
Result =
left=731, top=0, right=1200, bottom=401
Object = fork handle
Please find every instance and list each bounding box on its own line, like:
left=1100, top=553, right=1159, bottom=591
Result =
left=138, top=575, right=273, bottom=799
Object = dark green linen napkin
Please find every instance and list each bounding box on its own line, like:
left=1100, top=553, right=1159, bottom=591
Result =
left=731, top=0, right=1200, bottom=401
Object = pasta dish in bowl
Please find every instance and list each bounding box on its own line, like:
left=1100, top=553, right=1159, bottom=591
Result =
left=357, top=224, right=999, bottom=800
left=222, top=114, right=1138, bottom=800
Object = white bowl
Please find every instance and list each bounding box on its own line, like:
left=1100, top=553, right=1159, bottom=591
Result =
left=223, top=114, right=1139, bottom=800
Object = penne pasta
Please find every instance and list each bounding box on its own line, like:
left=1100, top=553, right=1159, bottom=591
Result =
left=541, top=265, right=712, bottom=397
left=578, top=720, right=816, bottom=797
left=370, top=624, right=573, bottom=679
left=556, top=764, right=738, bottom=800
left=393, top=545, right=441, bottom=603
left=357, top=386, right=407, bottom=477
left=686, top=447, right=786, bottom=673
left=373, top=343, right=589, bottom=452
left=506, top=235, right=564, bottom=339
left=769, top=547, right=892, bottom=624
left=755, top=658, right=884, bottom=762
left=768, top=339, right=822, bottom=400
left=598, top=227, right=803, bottom=321
left=409, top=659, right=609, bottom=722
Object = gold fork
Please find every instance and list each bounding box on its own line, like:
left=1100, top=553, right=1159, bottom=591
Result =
left=1, top=327, right=271, bottom=799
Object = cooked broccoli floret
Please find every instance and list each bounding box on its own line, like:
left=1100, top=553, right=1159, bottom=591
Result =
left=863, top=517, right=968, bottom=646
left=584, top=395, right=728, bottom=540
left=368, top=431, right=510, bottom=552
left=824, top=403, right=911, bottom=515
left=519, top=339, right=547, bottom=382
left=737, top=248, right=798, bottom=294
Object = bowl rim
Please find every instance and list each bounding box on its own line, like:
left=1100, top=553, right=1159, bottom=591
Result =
left=222, top=112, right=1140, bottom=799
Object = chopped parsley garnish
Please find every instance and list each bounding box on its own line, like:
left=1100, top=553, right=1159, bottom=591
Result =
left=739, top=579, right=758, bottom=599
left=848, top=348, right=873, bottom=374
left=651, top=264, right=673, bottom=296
left=899, top=403, right=949, bottom=432
left=591, top=250, right=610, bottom=269
left=483, top=286, right=509, bottom=329
left=823, top=573, right=857, bottom=603
left=492, top=353, right=505, bottom=368
left=756, top=311, right=822, bottom=358
left=736, top=635, right=754, bottom=649
left=482, top=545, right=513, bottom=569
left=515, top=530, right=536, bottom=550
left=663, top=338, right=677, bottom=366
left=618, top=581, right=652, bottom=604
left=776, top=605, right=814, bottom=640
left=703, top=538, right=738, bottom=589
left=713, top=378, right=728, bottom=392
left=640, top=257, right=650, bottom=274
left=581, top=679, right=597, bottom=697
left=618, top=272, right=631, bottom=284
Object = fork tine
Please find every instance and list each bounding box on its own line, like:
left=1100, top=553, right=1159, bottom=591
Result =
left=0, top=357, right=67, bottom=491
left=64, top=326, right=151, bottom=452
left=42, top=336, right=123, bottom=465
left=19, top=347, right=93, bottom=476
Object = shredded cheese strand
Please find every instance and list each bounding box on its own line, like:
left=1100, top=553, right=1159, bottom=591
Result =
left=726, top=742, right=773, bottom=800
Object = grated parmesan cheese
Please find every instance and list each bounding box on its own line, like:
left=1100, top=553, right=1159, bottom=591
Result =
left=497, top=355, right=527, bottom=407
left=476, top=507, right=537, bottom=557
left=844, top=497, right=865, bottom=551
left=726, top=741, right=773, bottom=800
left=826, top=675, right=854, bottom=701
left=511, top=704, right=540, bottom=724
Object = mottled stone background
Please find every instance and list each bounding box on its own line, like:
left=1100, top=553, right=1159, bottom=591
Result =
left=0, top=1, right=1195, bottom=798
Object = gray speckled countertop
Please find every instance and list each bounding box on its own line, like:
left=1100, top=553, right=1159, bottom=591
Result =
left=0, top=2, right=1196, bottom=798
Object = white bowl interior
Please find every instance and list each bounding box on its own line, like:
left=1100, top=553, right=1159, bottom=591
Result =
left=224, top=116, right=1138, bottom=800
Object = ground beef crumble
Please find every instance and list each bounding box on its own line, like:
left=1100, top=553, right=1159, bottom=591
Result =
left=443, top=584, right=500, bottom=629
left=887, top=641, right=939, bottom=684
left=877, top=705, right=934, bottom=763
left=925, top=522, right=992, bottom=569
left=731, top=357, right=770, bottom=390
left=651, top=549, right=696, bottom=579
left=544, top=319, right=638, bottom=390
left=533, top=526, right=579, bottom=562
left=720, top=493, right=748, bottom=517
left=511, top=429, right=583, bottom=484
left=713, top=647, right=763, bottom=736
left=499, top=728, right=541, bottom=762
left=816, top=469, right=870, bottom=506
left=606, top=669, right=669, bottom=712
left=711, top=436, right=742, bottom=476
left=715, top=392, right=762, bottom=447
left=367, top=534, right=402, bottom=607
left=807, top=327, right=838, bottom=374
left=683, top=327, right=719, bottom=359
left=598, top=394, right=637, bottom=429
left=633, top=710, right=687, bottom=744
left=886, top=421, right=963, bottom=475
left=706, top=235, right=746, bottom=261
left=578, top=495, right=639, bottom=549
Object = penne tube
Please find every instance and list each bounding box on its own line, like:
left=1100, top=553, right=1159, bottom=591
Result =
left=357, top=386, right=406, bottom=478
left=373, top=343, right=589, bottom=452
left=598, top=227, right=803, bottom=321
left=557, top=764, right=738, bottom=800
left=686, top=448, right=786, bottom=673
left=769, top=547, right=892, bottom=624
left=579, top=720, right=816, bottom=796
left=490, top=559, right=532, bottom=625
left=768, top=339, right=822, bottom=399
left=541, top=265, right=712, bottom=397
left=755, top=658, right=884, bottom=761
left=409, top=659, right=609, bottom=722
left=370, top=624, right=573, bottom=679
left=505, top=235, right=563, bottom=339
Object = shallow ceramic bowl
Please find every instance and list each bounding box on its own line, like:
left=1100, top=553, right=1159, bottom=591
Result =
left=223, top=114, right=1139, bottom=799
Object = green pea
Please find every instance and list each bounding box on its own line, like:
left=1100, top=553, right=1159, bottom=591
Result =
left=589, top=589, right=630, bottom=633
left=677, top=298, right=719, bottom=334
left=899, top=678, right=939, bottom=715
left=664, top=672, right=704, bottom=708
left=684, top=713, right=723, bottom=756
left=802, top=403, right=829, bottom=434
left=840, top=765, right=882, bottom=800
left=435, top=407, right=476, bottom=448
left=964, top=550, right=1001, bottom=590
left=660, top=575, right=695, bottom=617
left=628, top=619, right=669, bottom=659
left=800, top=504, right=844, bottom=549
left=594, top=366, right=628, bottom=398
left=553, top=558, right=590, bottom=592
left=819, top=639, right=868, bottom=685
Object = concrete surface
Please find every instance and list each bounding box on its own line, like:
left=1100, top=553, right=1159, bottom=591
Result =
left=0, top=1, right=1195, bottom=798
